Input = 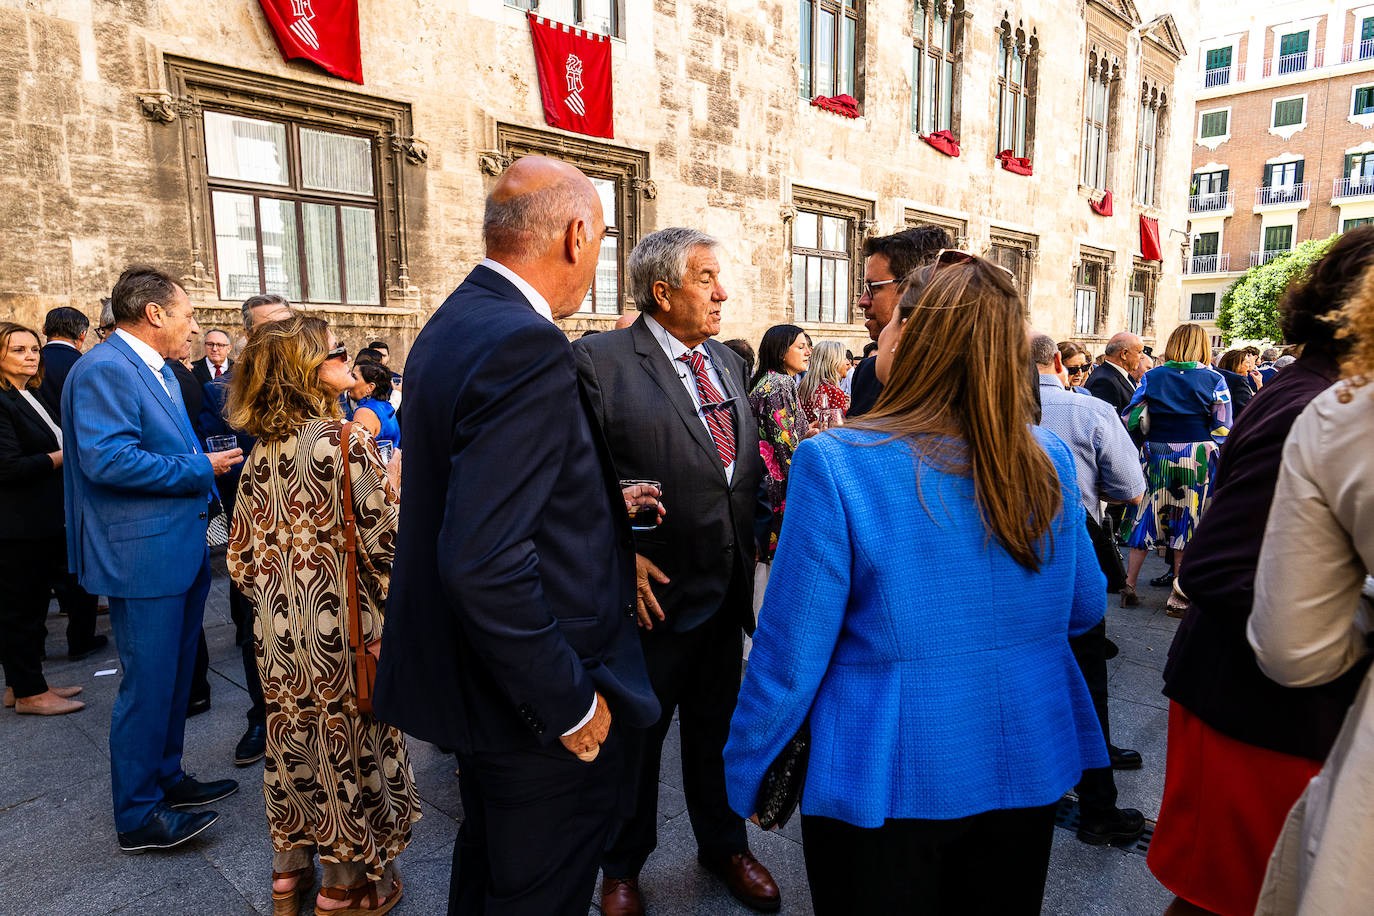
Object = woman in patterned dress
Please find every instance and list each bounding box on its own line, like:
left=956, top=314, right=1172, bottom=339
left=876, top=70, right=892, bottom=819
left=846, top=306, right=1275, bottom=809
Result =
left=1119, top=323, right=1232, bottom=613
left=225, top=315, right=420, bottom=916
left=797, top=339, right=850, bottom=426
left=748, top=324, right=816, bottom=562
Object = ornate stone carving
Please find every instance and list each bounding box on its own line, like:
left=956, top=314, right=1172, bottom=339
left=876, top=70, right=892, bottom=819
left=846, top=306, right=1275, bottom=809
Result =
left=632, top=177, right=658, bottom=199
left=390, top=135, right=429, bottom=164
left=478, top=151, right=515, bottom=176
left=779, top=205, right=797, bottom=223
left=137, top=93, right=181, bottom=123
left=858, top=218, right=879, bottom=238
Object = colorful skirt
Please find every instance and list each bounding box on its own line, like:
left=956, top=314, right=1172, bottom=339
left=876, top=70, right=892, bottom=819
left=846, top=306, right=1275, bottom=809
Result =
left=1148, top=702, right=1321, bottom=916
left=1126, top=439, right=1219, bottom=551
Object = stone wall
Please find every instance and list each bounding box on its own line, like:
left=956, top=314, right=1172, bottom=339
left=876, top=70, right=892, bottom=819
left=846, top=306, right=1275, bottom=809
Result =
left=0, top=0, right=1197, bottom=363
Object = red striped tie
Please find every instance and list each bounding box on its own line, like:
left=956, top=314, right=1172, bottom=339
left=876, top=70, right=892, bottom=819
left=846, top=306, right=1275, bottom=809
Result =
left=678, top=351, right=736, bottom=468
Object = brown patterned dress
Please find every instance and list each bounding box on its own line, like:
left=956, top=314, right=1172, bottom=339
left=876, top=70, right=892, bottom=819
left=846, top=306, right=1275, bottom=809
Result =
left=227, top=419, right=420, bottom=882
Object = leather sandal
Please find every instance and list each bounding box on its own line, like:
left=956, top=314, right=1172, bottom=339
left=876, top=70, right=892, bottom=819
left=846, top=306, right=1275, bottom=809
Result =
left=273, top=866, right=314, bottom=916
left=1120, top=585, right=1140, bottom=608
left=315, top=875, right=402, bottom=916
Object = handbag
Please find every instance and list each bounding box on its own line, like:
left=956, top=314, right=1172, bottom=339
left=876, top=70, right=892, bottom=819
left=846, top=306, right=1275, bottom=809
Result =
left=754, top=721, right=811, bottom=830
left=339, top=421, right=382, bottom=715
left=1085, top=512, right=1127, bottom=593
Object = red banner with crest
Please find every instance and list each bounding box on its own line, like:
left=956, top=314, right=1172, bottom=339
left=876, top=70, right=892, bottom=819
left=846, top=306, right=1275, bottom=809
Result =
left=258, top=0, right=363, bottom=84
left=527, top=13, right=614, bottom=139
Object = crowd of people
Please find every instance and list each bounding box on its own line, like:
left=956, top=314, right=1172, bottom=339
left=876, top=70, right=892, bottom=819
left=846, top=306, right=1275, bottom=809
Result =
left=3, top=155, right=1374, bottom=916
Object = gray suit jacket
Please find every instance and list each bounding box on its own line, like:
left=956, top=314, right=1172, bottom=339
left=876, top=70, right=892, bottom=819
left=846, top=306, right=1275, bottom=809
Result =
left=574, top=316, right=763, bottom=634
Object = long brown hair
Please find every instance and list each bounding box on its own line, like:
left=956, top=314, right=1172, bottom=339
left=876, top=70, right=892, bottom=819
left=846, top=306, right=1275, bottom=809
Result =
left=1336, top=264, right=1374, bottom=400
left=0, top=322, right=44, bottom=391
left=852, top=257, right=1061, bottom=571
left=225, top=315, right=340, bottom=441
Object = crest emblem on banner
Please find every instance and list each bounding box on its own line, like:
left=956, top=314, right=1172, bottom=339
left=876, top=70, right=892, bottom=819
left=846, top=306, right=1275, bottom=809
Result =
left=527, top=13, right=614, bottom=139
left=257, top=0, right=363, bottom=84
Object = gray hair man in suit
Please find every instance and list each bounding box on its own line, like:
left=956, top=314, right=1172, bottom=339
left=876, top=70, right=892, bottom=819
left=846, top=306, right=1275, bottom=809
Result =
left=575, top=228, right=779, bottom=916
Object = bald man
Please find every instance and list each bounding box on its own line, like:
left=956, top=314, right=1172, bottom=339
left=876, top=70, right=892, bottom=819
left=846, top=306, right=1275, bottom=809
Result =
left=1084, top=331, right=1144, bottom=415
left=376, top=157, right=660, bottom=915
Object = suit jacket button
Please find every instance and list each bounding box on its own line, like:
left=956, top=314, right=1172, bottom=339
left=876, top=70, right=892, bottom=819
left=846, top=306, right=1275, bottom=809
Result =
left=198, top=511, right=207, bottom=519
left=624, top=603, right=635, bottom=619
left=723, top=542, right=735, bottom=553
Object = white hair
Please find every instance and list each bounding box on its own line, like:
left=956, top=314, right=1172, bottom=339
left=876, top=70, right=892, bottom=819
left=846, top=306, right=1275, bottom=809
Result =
left=628, top=227, right=720, bottom=313
left=482, top=177, right=597, bottom=262
left=797, top=340, right=846, bottom=406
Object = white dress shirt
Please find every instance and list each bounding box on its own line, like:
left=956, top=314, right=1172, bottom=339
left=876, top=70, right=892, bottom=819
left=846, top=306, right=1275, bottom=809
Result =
left=115, top=328, right=171, bottom=397
left=642, top=313, right=736, bottom=484
left=203, top=356, right=228, bottom=379
left=46, top=339, right=79, bottom=351
left=479, top=258, right=555, bottom=324
left=17, top=388, right=62, bottom=448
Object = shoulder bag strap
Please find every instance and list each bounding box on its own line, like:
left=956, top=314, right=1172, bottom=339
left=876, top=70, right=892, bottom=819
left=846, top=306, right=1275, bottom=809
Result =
left=339, top=422, right=366, bottom=699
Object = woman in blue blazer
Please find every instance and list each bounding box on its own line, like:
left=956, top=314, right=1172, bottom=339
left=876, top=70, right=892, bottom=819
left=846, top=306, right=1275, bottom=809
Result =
left=724, top=253, right=1108, bottom=914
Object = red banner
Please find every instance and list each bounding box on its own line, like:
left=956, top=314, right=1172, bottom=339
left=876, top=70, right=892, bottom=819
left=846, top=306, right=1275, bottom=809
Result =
left=258, top=0, right=363, bottom=85
left=1140, top=216, right=1163, bottom=260
left=528, top=13, right=614, bottom=139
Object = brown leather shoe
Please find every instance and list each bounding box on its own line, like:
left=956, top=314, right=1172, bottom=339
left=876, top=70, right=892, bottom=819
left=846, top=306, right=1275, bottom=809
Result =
left=699, top=852, right=781, bottom=913
left=600, top=876, right=644, bottom=916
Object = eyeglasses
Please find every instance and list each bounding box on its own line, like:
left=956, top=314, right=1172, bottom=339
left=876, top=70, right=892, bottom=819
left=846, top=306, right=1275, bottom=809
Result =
left=1065, top=363, right=1089, bottom=376
left=94, top=324, right=114, bottom=341
left=863, top=278, right=896, bottom=298
left=326, top=345, right=348, bottom=362
left=204, top=341, right=230, bottom=349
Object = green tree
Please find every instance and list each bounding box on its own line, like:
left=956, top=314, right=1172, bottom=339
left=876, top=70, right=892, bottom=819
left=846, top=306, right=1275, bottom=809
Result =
left=1217, top=235, right=1336, bottom=343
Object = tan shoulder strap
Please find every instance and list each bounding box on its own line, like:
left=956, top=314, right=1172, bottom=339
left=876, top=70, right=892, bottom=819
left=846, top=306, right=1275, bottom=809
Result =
left=339, top=422, right=366, bottom=695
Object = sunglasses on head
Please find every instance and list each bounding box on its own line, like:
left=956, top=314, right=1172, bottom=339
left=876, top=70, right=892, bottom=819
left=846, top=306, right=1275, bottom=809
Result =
left=326, top=345, right=348, bottom=362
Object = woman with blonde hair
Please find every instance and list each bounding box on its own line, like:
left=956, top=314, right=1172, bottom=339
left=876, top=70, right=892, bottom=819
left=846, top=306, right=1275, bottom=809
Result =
left=226, top=315, right=419, bottom=916
left=797, top=339, right=850, bottom=425
left=725, top=252, right=1108, bottom=913
left=1119, top=323, right=1231, bottom=613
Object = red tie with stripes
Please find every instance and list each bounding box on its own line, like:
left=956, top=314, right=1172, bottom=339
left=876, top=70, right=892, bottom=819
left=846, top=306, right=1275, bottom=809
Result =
left=678, top=351, right=736, bottom=468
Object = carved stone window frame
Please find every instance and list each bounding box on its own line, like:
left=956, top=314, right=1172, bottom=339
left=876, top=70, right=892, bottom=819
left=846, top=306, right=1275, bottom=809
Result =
left=1073, top=245, right=1114, bottom=338
left=987, top=226, right=1039, bottom=306
left=486, top=123, right=652, bottom=315
left=156, top=56, right=423, bottom=308
left=995, top=17, right=1039, bottom=159
left=790, top=185, right=875, bottom=327
left=1130, top=256, right=1160, bottom=339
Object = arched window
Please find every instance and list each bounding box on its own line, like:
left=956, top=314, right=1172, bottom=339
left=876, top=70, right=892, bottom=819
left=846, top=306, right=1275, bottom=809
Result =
left=912, top=0, right=961, bottom=135
left=996, top=19, right=1036, bottom=157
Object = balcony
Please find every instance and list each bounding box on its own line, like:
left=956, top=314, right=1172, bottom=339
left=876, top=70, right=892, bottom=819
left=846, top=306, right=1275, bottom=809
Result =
left=1333, top=176, right=1374, bottom=200
left=1190, top=310, right=1216, bottom=321
left=1342, top=39, right=1374, bottom=63
left=1184, top=254, right=1230, bottom=275
left=1250, top=249, right=1290, bottom=267
left=1262, top=48, right=1320, bottom=77
left=1255, top=181, right=1312, bottom=209
left=1189, top=190, right=1234, bottom=214
left=1198, top=63, right=1246, bottom=89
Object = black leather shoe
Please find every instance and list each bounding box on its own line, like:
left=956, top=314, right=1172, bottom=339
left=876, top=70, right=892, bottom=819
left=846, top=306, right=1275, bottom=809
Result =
left=1150, top=571, right=1176, bottom=588
left=1109, top=745, right=1143, bottom=770
left=234, top=725, right=267, bottom=767
left=1077, top=806, right=1146, bottom=846
left=1103, top=637, right=1120, bottom=660
left=118, top=805, right=218, bottom=853
left=162, top=774, right=238, bottom=810
left=186, top=696, right=211, bottom=718
left=67, top=634, right=109, bottom=661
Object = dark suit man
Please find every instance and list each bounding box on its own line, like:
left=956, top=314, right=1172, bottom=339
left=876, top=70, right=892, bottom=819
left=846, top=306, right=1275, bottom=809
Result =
left=574, top=228, right=777, bottom=916
left=1084, top=332, right=1143, bottom=415
left=62, top=266, right=243, bottom=851
left=190, top=328, right=232, bottom=386
left=375, top=158, right=659, bottom=916
left=848, top=226, right=951, bottom=418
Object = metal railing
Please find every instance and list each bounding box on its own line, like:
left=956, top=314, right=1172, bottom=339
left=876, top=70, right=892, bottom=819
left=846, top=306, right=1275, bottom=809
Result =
left=1189, top=190, right=1234, bottom=213
left=1255, top=181, right=1312, bottom=207
left=1343, top=39, right=1374, bottom=63
left=1251, top=250, right=1290, bottom=267
left=1190, top=310, right=1216, bottom=321
left=1334, top=176, right=1374, bottom=199
left=1184, top=254, right=1230, bottom=275
left=1199, top=63, right=1245, bottom=88
left=1262, top=48, right=1319, bottom=77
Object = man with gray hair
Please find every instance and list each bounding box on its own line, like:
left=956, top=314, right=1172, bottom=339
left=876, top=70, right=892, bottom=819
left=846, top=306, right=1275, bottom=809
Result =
left=1085, top=331, right=1144, bottom=416
left=575, top=228, right=777, bottom=916
left=376, top=156, right=660, bottom=916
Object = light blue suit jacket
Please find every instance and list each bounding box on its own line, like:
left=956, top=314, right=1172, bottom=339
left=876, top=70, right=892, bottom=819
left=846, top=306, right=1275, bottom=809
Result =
left=61, top=333, right=215, bottom=599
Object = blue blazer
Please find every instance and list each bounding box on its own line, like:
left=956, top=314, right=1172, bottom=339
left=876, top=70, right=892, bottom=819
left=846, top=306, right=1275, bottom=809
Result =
left=61, top=334, right=215, bottom=599
left=724, top=427, right=1108, bottom=828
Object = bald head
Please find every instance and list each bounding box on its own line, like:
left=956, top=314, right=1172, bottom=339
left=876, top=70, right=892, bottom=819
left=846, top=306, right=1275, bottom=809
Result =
left=1103, top=332, right=1144, bottom=370
left=614, top=313, right=636, bottom=330
left=483, top=156, right=601, bottom=262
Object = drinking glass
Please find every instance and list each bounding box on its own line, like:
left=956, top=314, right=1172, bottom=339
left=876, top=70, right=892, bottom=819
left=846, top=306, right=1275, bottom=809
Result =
left=205, top=435, right=238, bottom=453
left=376, top=441, right=395, bottom=465
left=620, top=479, right=662, bottom=531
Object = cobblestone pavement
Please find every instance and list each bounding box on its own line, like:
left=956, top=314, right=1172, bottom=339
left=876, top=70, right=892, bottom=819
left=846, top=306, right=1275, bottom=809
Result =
left=0, top=552, right=1181, bottom=915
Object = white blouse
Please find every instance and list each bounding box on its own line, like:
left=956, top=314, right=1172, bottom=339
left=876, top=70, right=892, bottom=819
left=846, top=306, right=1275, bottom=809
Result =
left=17, top=388, right=62, bottom=449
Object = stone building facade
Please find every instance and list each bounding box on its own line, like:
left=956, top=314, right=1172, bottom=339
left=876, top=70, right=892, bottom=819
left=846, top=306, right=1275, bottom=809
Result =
left=1184, top=0, right=1374, bottom=346
left=1, top=0, right=1196, bottom=363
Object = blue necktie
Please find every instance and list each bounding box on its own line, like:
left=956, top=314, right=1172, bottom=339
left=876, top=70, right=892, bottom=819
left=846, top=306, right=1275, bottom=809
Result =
left=160, top=363, right=220, bottom=506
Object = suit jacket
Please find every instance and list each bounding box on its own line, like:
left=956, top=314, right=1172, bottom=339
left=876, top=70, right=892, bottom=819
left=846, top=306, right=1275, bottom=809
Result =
left=191, top=357, right=231, bottom=388
left=38, top=342, right=81, bottom=407
left=1084, top=361, right=1136, bottom=414
left=0, top=385, right=64, bottom=539
left=61, top=334, right=215, bottom=599
left=847, top=356, right=882, bottom=418
left=169, top=360, right=205, bottom=443
left=375, top=264, right=659, bottom=754
left=199, top=373, right=255, bottom=519
left=574, top=316, right=764, bottom=634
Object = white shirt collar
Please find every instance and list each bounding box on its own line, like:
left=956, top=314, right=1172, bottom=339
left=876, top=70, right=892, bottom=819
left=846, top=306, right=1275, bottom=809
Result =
left=642, top=313, right=707, bottom=362
left=114, top=328, right=167, bottom=375
left=1107, top=359, right=1133, bottom=383
left=47, top=339, right=79, bottom=351
left=479, top=258, right=555, bottom=324
left=1038, top=372, right=1066, bottom=389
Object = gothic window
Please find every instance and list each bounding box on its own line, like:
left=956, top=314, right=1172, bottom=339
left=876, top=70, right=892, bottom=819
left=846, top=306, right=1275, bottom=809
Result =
left=800, top=1, right=860, bottom=101
left=791, top=187, right=873, bottom=325
left=995, top=19, right=1037, bottom=158
left=1081, top=52, right=1118, bottom=190
left=1129, top=259, right=1158, bottom=337
left=987, top=228, right=1037, bottom=305
left=1073, top=248, right=1112, bottom=337
left=912, top=0, right=961, bottom=136
left=1135, top=84, right=1166, bottom=206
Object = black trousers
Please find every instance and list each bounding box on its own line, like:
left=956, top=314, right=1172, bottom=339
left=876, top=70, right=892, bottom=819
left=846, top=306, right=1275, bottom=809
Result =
left=602, top=605, right=748, bottom=878
left=49, top=547, right=98, bottom=654
left=800, top=804, right=1058, bottom=915
left=188, top=582, right=265, bottom=726
left=0, top=536, right=56, bottom=697
left=450, top=725, right=624, bottom=916
left=1070, top=619, right=1118, bottom=817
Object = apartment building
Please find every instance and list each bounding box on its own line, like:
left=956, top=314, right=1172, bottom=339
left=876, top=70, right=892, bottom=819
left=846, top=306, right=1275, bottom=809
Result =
left=0, top=0, right=1195, bottom=357
left=1185, top=0, right=1374, bottom=345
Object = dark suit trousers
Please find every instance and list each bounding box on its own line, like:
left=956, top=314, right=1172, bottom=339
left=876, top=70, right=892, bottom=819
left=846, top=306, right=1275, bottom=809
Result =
left=48, top=538, right=98, bottom=654
left=450, top=726, right=624, bottom=916
left=602, top=604, right=748, bottom=878
left=1070, top=619, right=1119, bottom=817
left=188, top=581, right=265, bottom=726
left=0, top=536, right=58, bottom=697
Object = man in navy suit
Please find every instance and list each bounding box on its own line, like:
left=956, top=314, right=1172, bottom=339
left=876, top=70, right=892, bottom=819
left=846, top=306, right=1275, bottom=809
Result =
left=375, top=158, right=659, bottom=915
left=38, top=306, right=89, bottom=405
left=62, top=266, right=244, bottom=852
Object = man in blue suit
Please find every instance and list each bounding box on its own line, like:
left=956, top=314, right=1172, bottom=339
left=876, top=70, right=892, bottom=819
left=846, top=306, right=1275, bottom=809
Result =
left=375, top=157, right=660, bottom=915
left=62, top=265, right=244, bottom=852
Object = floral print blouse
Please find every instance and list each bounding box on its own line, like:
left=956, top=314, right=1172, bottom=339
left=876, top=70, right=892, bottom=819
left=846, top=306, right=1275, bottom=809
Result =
left=749, top=370, right=810, bottom=562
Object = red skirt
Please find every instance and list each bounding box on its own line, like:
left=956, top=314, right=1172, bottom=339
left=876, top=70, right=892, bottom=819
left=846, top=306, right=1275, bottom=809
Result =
left=1148, top=702, right=1321, bottom=915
